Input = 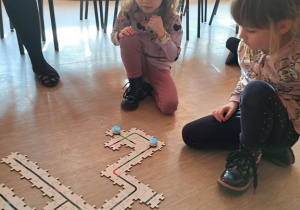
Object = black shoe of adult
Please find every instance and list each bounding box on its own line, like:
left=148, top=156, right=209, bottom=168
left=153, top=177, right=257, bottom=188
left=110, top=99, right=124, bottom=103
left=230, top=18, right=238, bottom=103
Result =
left=33, top=63, right=60, bottom=87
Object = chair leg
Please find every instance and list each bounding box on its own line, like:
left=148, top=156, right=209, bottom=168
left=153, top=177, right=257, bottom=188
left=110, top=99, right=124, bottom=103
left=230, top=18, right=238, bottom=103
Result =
left=104, top=0, right=109, bottom=33
left=0, top=0, right=4, bottom=38
left=209, top=0, right=220, bottom=25
left=98, top=0, right=104, bottom=29
left=204, top=0, right=207, bottom=22
left=80, top=0, right=83, bottom=20
left=113, top=0, right=119, bottom=27
left=201, top=0, right=203, bottom=23
left=85, top=0, right=89, bottom=19
left=186, top=0, right=189, bottom=40
left=92, top=0, right=99, bottom=30
left=197, top=0, right=200, bottom=38
left=48, top=0, right=59, bottom=51
left=38, top=0, right=46, bottom=41
left=80, top=0, right=101, bottom=30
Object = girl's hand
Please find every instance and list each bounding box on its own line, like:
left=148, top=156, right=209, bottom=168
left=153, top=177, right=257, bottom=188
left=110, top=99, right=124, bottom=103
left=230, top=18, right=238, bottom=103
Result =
left=147, top=15, right=165, bottom=39
left=118, top=26, right=136, bottom=39
left=212, top=101, right=239, bottom=122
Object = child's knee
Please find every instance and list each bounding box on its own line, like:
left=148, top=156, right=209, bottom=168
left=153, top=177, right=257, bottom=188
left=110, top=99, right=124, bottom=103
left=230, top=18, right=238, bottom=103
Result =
left=120, top=34, right=140, bottom=48
left=158, top=99, right=178, bottom=115
left=182, top=123, right=191, bottom=144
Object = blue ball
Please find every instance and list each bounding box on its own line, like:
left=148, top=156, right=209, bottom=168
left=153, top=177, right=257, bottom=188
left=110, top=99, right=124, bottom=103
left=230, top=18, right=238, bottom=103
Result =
left=150, top=138, right=157, bottom=144
left=113, top=126, right=120, bottom=132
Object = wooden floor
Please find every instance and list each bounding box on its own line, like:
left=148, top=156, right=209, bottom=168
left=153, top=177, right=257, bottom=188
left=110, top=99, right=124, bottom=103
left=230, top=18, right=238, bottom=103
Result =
left=1, top=0, right=299, bottom=209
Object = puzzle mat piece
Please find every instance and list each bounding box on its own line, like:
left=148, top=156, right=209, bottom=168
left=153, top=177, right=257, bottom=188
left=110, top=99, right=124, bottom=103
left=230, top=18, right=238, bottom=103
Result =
left=105, top=128, right=165, bottom=151
left=101, top=128, right=165, bottom=210
left=101, top=147, right=160, bottom=174
left=101, top=174, right=164, bottom=210
left=102, top=128, right=165, bottom=176
left=1, top=152, right=96, bottom=210
left=0, top=183, right=34, bottom=210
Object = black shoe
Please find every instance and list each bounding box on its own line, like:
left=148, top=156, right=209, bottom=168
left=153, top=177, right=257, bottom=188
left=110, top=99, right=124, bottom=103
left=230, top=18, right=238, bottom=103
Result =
left=33, top=63, right=60, bottom=87
left=225, top=37, right=240, bottom=66
left=121, top=76, right=147, bottom=111
left=142, top=82, right=153, bottom=96
left=225, top=52, right=239, bottom=65
left=218, top=149, right=261, bottom=192
left=262, top=148, right=295, bottom=168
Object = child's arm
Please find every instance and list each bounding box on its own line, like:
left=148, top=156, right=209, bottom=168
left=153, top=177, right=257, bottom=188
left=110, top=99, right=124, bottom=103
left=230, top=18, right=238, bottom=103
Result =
left=230, top=73, right=245, bottom=103
left=111, top=13, right=131, bottom=46
left=230, top=40, right=258, bottom=103
left=148, top=15, right=183, bottom=62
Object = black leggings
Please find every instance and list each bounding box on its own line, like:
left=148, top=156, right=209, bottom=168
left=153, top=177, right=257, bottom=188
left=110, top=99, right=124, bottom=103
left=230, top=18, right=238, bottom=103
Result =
left=182, top=81, right=299, bottom=153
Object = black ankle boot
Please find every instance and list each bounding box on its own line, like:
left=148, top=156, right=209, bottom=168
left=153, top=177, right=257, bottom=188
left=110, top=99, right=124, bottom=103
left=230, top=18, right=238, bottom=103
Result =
left=218, top=146, right=262, bottom=192
left=121, top=76, right=147, bottom=111
left=262, top=147, right=295, bottom=168
left=142, top=82, right=153, bottom=96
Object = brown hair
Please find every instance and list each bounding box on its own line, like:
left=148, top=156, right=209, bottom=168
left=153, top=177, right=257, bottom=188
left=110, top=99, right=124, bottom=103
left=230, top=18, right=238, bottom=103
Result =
left=120, top=0, right=179, bottom=25
left=231, top=0, right=300, bottom=55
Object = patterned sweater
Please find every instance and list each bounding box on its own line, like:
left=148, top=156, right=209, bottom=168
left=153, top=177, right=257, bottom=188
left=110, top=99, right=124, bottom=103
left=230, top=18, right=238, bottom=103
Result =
left=230, top=39, right=300, bottom=133
left=111, top=8, right=183, bottom=70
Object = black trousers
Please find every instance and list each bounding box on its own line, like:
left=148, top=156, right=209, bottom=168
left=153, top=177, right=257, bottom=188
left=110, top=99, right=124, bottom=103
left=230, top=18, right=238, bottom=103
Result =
left=3, top=0, right=45, bottom=65
left=182, top=81, right=299, bottom=153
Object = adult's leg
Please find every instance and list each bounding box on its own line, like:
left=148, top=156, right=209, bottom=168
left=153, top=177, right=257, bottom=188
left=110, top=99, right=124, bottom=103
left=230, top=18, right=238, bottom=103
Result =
left=3, top=0, right=60, bottom=87
left=182, top=112, right=241, bottom=150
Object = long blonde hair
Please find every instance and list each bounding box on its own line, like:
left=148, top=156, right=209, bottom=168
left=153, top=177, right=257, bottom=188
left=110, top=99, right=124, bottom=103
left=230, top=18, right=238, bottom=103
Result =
left=231, top=0, right=300, bottom=55
left=120, top=0, right=179, bottom=25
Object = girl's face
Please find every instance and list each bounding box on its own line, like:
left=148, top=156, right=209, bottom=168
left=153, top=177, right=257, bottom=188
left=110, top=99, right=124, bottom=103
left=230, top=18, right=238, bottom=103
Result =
left=136, top=0, right=163, bottom=13
left=239, top=26, right=271, bottom=52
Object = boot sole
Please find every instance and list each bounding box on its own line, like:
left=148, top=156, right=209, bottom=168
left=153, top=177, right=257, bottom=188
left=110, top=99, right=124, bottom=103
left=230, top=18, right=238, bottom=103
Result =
left=120, top=92, right=149, bottom=111
left=262, top=148, right=295, bottom=168
left=217, top=177, right=253, bottom=192
left=121, top=102, right=139, bottom=111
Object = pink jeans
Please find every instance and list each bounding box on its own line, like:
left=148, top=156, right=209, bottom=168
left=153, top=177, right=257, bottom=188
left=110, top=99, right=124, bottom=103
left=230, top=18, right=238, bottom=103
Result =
left=120, top=35, right=178, bottom=114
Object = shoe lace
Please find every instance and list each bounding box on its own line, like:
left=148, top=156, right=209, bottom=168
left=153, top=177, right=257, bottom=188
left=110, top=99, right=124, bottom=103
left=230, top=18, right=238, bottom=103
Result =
left=226, top=150, right=258, bottom=193
left=122, top=82, right=146, bottom=100
left=122, top=82, right=132, bottom=98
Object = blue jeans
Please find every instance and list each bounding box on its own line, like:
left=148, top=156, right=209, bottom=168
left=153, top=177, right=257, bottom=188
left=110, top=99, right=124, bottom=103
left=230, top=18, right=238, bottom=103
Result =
left=182, top=81, right=299, bottom=152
